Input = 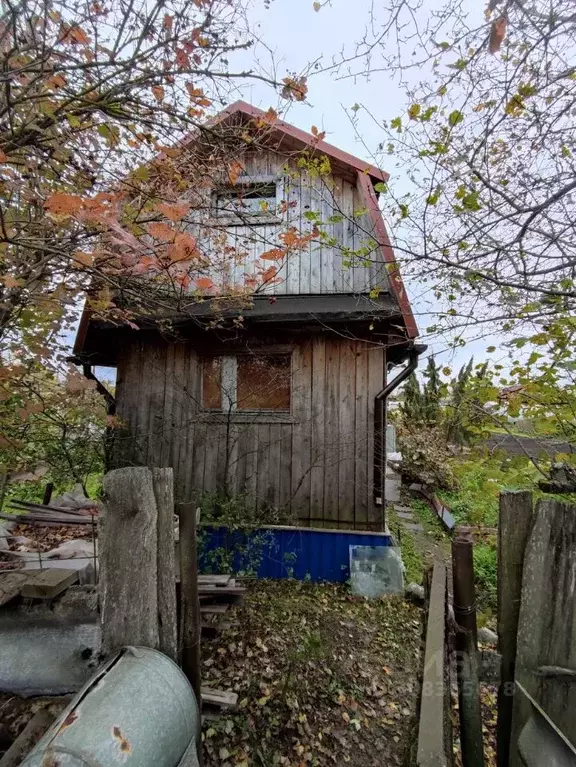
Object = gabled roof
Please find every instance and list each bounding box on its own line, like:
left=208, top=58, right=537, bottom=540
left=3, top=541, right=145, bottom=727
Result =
left=204, top=101, right=389, bottom=185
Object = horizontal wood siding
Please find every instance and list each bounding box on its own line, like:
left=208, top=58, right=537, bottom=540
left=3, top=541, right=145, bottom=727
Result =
left=114, top=336, right=385, bottom=529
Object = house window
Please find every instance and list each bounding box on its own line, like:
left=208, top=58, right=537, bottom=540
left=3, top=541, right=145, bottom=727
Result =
left=201, top=354, right=291, bottom=411
left=212, top=182, right=277, bottom=222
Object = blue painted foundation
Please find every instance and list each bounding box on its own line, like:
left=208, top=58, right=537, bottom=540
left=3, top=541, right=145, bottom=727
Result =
left=199, top=525, right=394, bottom=583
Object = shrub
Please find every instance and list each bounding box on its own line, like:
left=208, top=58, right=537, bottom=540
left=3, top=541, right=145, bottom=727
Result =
left=473, top=543, right=497, bottom=614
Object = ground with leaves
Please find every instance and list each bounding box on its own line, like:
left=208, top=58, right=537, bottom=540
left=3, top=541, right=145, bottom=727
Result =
left=201, top=580, right=423, bottom=767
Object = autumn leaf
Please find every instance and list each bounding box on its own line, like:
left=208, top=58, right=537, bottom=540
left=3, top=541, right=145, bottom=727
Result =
left=168, top=232, right=198, bottom=261
left=61, top=23, right=90, bottom=45
left=260, top=248, right=285, bottom=261
left=155, top=201, right=190, bottom=222
left=0, top=149, right=7, bottom=162
left=152, top=85, right=165, bottom=103
left=281, top=76, right=308, bottom=102
left=73, top=250, right=94, bottom=267
left=1, top=275, right=21, bottom=288
left=227, top=161, right=244, bottom=184
left=147, top=221, right=175, bottom=241
left=261, top=265, right=278, bottom=282
left=195, top=276, right=214, bottom=290
left=311, top=125, right=326, bottom=141
left=489, top=16, right=507, bottom=54
left=163, top=14, right=173, bottom=31
left=45, top=192, right=84, bottom=216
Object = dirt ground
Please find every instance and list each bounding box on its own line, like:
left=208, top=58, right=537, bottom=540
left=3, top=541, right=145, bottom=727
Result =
left=201, top=580, right=424, bottom=767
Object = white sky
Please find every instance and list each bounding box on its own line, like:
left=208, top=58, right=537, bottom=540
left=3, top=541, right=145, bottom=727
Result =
left=94, top=0, right=502, bottom=380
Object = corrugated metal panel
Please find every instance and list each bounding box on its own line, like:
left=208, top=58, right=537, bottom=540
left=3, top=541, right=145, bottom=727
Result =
left=199, top=525, right=393, bottom=583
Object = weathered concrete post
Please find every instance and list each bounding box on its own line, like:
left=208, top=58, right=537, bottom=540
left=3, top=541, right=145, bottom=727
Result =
left=152, top=467, right=178, bottom=662
left=497, top=490, right=533, bottom=767
left=99, top=467, right=160, bottom=656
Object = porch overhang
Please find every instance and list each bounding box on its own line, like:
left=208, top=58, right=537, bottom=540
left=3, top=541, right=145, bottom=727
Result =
left=73, top=293, right=411, bottom=367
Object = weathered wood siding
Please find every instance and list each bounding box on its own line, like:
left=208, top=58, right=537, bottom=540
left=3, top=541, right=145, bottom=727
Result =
left=188, top=149, right=391, bottom=297
left=114, top=335, right=386, bottom=530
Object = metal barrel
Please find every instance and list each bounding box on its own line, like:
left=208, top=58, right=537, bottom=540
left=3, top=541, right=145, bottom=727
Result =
left=21, top=646, right=200, bottom=767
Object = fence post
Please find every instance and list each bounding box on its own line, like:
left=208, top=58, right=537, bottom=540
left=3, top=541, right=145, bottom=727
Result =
left=178, top=501, right=202, bottom=706
left=152, top=468, right=178, bottom=662
left=99, top=467, right=160, bottom=656
left=452, top=536, right=484, bottom=767
left=497, top=490, right=533, bottom=767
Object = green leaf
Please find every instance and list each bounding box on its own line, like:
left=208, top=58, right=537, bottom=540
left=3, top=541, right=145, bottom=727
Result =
left=303, top=210, right=319, bottom=221
left=313, top=0, right=321, bottom=9
left=399, top=203, right=409, bottom=219
left=448, top=110, right=464, bottom=127
left=390, top=116, right=402, bottom=133
left=408, top=104, right=421, bottom=120
left=487, top=346, right=496, bottom=353
left=374, top=182, right=388, bottom=194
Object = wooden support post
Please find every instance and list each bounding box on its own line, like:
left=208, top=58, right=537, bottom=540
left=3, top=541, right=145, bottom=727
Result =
left=452, top=536, right=484, bottom=767
left=99, top=467, right=159, bottom=656
left=452, top=536, right=478, bottom=649
left=497, top=490, right=533, bottom=767
left=178, top=501, right=202, bottom=706
left=42, top=482, right=54, bottom=506
left=152, top=468, right=178, bottom=662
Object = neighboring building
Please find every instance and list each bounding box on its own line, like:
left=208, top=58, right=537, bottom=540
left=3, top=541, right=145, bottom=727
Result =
left=74, top=102, right=421, bottom=530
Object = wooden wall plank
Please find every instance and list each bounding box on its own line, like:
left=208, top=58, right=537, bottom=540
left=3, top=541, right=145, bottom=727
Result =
left=291, top=342, right=312, bottom=523
left=354, top=343, right=370, bottom=528
left=338, top=340, right=356, bottom=526
left=323, top=339, right=340, bottom=527
left=278, top=424, right=293, bottom=521
left=367, top=346, right=385, bottom=528
left=309, top=337, right=326, bottom=524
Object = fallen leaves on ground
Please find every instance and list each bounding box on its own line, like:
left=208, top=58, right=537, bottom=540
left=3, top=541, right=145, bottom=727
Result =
left=202, top=580, right=423, bottom=767
left=452, top=683, right=497, bottom=767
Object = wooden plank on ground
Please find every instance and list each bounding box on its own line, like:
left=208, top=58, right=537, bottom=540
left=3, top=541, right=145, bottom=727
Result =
left=198, top=575, right=231, bottom=586
left=20, top=568, right=79, bottom=599
left=201, top=687, right=238, bottom=708
left=200, top=603, right=230, bottom=615
left=0, top=572, right=29, bottom=606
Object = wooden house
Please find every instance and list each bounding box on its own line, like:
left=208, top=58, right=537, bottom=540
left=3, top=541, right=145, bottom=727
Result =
left=73, top=102, right=422, bottom=530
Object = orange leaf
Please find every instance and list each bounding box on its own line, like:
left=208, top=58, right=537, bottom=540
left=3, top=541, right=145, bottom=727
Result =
left=147, top=221, right=175, bottom=241
left=0, top=149, right=7, bottom=162
left=281, top=76, right=308, bottom=102
left=195, top=276, right=214, bottom=290
left=155, top=201, right=190, bottom=222
left=262, top=265, right=278, bottom=282
left=227, top=161, right=244, bottom=184
left=489, top=16, right=507, bottom=54
left=152, top=85, right=165, bottom=102
left=47, top=73, right=66, bottom=90
left=163, top=14, right=173, bottom=31
left=260, top=248, right=285, bottom=261
left=45, top=192, right=84, bottom=216
left=168, top=232, right=198, bottom=261
left=73, top=250, right=94, bottom=267
left=61, top=23, right=90, bottom=45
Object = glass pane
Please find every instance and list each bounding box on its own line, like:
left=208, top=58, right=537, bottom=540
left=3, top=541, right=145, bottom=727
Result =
left=236, top=355, right=291, bottom=411
left=214, top=184, right=276, bottom=216
left=202, top=357, right=222, bottom=409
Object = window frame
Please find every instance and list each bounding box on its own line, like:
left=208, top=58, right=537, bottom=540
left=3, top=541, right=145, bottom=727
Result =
left=200, top=351, right=292, bottom=415
left=209, top=176, right=281, bottom=227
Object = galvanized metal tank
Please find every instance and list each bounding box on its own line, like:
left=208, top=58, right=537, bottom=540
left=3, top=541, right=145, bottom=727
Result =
left=21, top=646, right=200, bottom=767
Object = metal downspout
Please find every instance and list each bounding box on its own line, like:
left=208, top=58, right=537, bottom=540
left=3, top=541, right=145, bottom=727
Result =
left=373, top=345, right=425, bottom=515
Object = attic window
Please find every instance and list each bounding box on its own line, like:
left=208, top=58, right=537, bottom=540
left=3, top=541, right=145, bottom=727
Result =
left=212, top=182, right=277, bottom=223
left=201, top=353, right=291, bottom=411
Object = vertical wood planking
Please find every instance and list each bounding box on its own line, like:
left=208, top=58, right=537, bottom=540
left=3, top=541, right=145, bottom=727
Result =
left=136, top=338, right=152, bottom=465
left=338, top=340, right=356, bottom=526
left=323, top=339, right=340, bottom=526
left=268, top=423, right=282, bottom=511
left=354, top=344, right=369, bottom=528
left=182, top=348, right=199, bottom=503
left=256, top=424, right=271, bottom=510
left=320, top=176, right=336, bottom=294
left=244, top=424, right=259, bottom=514
left=171, top=344, right=187, bottom=495
left=285, top=173, right=301, bottom=294
left=338, top=179, right=355, bottom=293
left=366, top=346, right=384, bottom=528
left=147, top=341, right=166, bottom=469
left=309, top=337, right=326, bottom=524
left=291, top=342, right=312, bottom=523
left=278, top=424, right=293, bottom=520
left=299, top=173, right=312, bottom=294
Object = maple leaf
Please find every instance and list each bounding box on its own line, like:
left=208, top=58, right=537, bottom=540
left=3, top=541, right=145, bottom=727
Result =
left=489, top=16, right=507, bottom=53
left=45, top=192, right=84, bottom=216
left=147, top=221, right=175, bottom=241
left=0, top=149, right=7, bottom=162
left=195, top=276, right=214, bottom=290
left=152, top=85, right=165, bottom=103
left=227, top=161, right=244, bottom=184
left=168, top=232, right=198, bottom=261
left=260, top=248, right=285, bottom=261
left=261, top=265, right=278, bottom=282
left=155, top=201, right=190, bottom=222
left=163, top=14, right=173, bottom=31
left=61, top=23, right=90, bottom=45
left=281, top=76, right=308, bottom=102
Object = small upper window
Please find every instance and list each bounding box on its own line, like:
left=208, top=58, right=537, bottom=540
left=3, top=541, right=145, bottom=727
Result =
left=212, top=183, right=277, bottom=223
left=201, top=353, right=291, bottom=412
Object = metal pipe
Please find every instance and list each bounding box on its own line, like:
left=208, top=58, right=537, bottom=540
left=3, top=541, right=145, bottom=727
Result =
left=373, top=344, right=426, bottom=510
